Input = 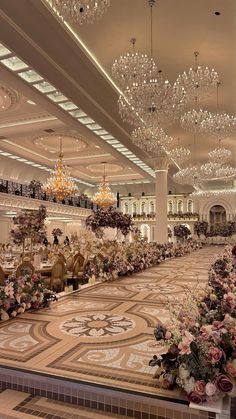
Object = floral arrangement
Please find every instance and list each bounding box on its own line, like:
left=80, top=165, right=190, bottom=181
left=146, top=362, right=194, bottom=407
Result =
left=0, top=273, right=56, bottom=321
left=52, top=228, right=63, bottom=237
left=84, top=240, right=200, bottom=282
left=194, top=221, right=209, bottom=237
left=174, top=224, right=191, bottom=240
left=206, top=222, right=236, bottom=238
left=149, top=246, right=236, bottom=404
left=10, top=205, right=47, bottom=245
left=86, top=207, right=134, bottom=237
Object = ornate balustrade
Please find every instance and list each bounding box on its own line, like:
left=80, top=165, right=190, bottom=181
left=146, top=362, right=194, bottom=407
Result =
left=0, top=178, right=97, bottom=210
left=132, top=212, right=199, bottom=221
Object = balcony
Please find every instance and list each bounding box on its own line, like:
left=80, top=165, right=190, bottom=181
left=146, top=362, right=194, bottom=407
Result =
left=132, top=212, right=199, bottom=221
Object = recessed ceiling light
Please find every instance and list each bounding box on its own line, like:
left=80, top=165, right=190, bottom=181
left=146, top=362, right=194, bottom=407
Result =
left=214, top=11, right=221, bottom=15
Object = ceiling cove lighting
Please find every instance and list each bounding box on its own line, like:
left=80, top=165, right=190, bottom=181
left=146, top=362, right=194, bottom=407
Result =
left=0, top=42, right=155, bottom=178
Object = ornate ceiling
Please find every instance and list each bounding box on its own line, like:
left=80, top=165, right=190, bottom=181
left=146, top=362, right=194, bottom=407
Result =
left=0, top=0, right=234, bottom=195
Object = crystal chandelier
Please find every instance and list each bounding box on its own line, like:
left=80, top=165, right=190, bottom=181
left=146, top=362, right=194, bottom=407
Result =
left=180, top=108, right=211, bottom=134
left=93, top=163, right=116, bottom=207
left=199, top=83, right=236, bottom=139
left=208, top=142, right=232, bottom=165
left=173, top=165, right=201, bottom=187
left=200, top=161, right=221, bottom=179
left=131, top=126, right=172, bottom=154
left=176, top=51, right=219, bottom=101
left=169, top=139, right=191, bottom=164
left=112, top=38, right=158, bottom=90
left=43, top=138, right=78, bottom=201
left=114, top=0, right=186, bottom=128
left=48, top=0, right=110, bottom=25
left=191, top=189, right=236, bottom=198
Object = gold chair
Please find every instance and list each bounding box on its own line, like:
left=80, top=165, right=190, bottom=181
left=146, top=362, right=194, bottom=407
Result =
left=16, top=261, right=35, bottom=277
left=49, top=260, right=66, bottom=292
left=66, top=255, right=74, bottom=271
left=72, top=253, right=85, bottom=278
left=0, top=265, right=5, bottom=285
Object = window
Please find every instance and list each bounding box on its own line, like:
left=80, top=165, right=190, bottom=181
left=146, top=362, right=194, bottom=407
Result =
left=124, top=202, right=129, bottom=214
left=168, top=200, right=173, bottom=213
left=187, top=200, right=193, bottom=213
left=132, top=202, right=137, bottom=215
left=141, top=202, right=146, bottom=214
left=177, top=200, right=183, bottom=213
left=149, top=201, right=154, bottom=213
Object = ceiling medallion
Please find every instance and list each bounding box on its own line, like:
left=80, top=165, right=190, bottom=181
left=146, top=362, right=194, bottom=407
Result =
left=0, top=84, right=19, bottom=112
left=34, top=133, right=87, bottom=154
left=48, top=0, right=110, bottom=25
left=93, top=163, right=116, bottom=207
left=42, top=137, right=78, bottom=201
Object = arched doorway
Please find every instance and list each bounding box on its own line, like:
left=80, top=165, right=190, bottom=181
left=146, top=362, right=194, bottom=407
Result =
left=209, top=205, right=226, bottom=226
left=140, top=224, right=150, bottom=242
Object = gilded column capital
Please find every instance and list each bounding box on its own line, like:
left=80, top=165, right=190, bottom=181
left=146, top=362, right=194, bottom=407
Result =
left=150, top=156, right=170, bottom=171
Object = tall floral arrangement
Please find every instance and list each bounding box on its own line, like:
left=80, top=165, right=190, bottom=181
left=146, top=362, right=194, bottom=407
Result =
left=194, top=221, right=209, bottom=237
left=150, top=246, right=236, bottom=404
left=52, top=228, right=63, bottom=237
left=86, top=207, right=134, bottom=237
left=10, top=205, right=47, bottom=244
left=174, top=224, right=191, bottom=240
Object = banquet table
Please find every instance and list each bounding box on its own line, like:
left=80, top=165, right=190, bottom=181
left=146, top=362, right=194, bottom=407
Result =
left=2, top=262, right=52, bottom=276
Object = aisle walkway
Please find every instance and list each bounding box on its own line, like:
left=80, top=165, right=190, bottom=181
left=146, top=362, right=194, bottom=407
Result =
left=0, top=246, right=220, bottom=400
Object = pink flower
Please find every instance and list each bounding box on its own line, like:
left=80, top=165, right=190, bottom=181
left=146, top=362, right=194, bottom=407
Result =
left=178, top=331, right=194, bottom=355
left=223, top=292, right=236, bottom=309
left=194, top=380, right=206, bottom=396
left=208, top=347, right=223, bottom=364
left=226, top=360, right=236, bottom=378
left=205, top=382, right=217, bottom=397
left=165, top=331, right=172, bottom=339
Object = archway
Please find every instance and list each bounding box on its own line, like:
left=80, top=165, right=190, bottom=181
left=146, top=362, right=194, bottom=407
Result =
left=140, top=224, right=150, bottom=242
left=209, top=205, right=226, bottom=226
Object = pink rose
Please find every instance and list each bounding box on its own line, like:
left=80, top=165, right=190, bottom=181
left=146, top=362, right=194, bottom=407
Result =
left=194, top=380, right=206, bottom=396
left=224, top=292, right=236, bottom=309
left=165, top=331, right=172, bottom=339
left=178, top=331, right=194, bottom=355
left=215, top=374, right=233, bottom=393
left=208, top=347, right=223, bottom=364
left=188, top=391, right=204, bottom=404
left=205, top=382, right=217, bottom=397
left=226, top=360, right=236, bottom=378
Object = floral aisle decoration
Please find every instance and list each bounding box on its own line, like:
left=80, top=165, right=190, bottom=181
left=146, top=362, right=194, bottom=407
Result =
left=206, top=222, right=236, bottom=238
left=84, top=240, right=201, bottom=282
left=174, top=224, right=191, bottom=240
left=86, top=206, right=135, bottom=237
left=149, top=246, right=236, bottom=404
left=10, top=205, right=47, bottom=246
left=0, top=273, right=57, bottom=321
left=52, top=228, right=63, bottom=238
left=194, top=221, right=209, bottom=237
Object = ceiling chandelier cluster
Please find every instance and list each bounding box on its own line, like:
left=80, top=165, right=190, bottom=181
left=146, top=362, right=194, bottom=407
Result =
left=208, top=141, right=232, bottom=165
left=43, top=138, right=78, bottom=201
left=48, top=0, right=110, bottom=25
left=131, top=126, right=172, bottom=154
left=93, top=163, right=116, bottom=207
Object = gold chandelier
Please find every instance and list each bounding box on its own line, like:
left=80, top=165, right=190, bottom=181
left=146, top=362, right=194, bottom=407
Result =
left=42, top=137, right=78, bottom=201
left=93, top=163, right=116, bottom=207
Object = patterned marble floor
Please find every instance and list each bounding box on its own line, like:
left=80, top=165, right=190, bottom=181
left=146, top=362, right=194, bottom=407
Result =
left=0, top=247, right=220, bottom=401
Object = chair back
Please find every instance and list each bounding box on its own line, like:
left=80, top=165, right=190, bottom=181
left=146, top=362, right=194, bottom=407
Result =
left=16, top=261, right=35, bottom=277
left=50, top=259, right=66, bottom=292
left=0, top=265, right=5, bottom=285
left=66, top=255, right=74, bottom=271
left=72, top=253, right=85, bottom=277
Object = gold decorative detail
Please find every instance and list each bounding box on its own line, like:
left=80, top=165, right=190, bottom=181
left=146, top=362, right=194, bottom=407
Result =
left=42, top=137, right=78, bottom=201
left=93, top=163, right=116, bottom=208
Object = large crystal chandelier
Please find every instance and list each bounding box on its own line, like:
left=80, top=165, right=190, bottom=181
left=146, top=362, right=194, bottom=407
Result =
left=180, top=108, right=211, bottom=134
left=112, top=38, right=158, bottom=90
left=208, top=142, right=232, bottom=165
left=113, top=0, right=187, bottom=129
left=173, top=165, right=201, bottom=188
left=176, top=51, right=219, bottom=100
left=43, top=138, right=78, bottom=200
left=199, top=83, right=236, bottom=139
left=131, top=126, right=172, bottom=154
left=169, top=139, right=191, bottom=164
left=48, top=0, right=110, bottom=25
left=93, top=163, right=116, bottom=207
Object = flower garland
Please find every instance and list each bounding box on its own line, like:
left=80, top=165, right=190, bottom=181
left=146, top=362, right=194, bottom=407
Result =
left=86, top=207, right=135, bottom=237
left=10, top=205, right=47, bottom=245
left=150, top=246, right=236, bottom=404
left=0, top=273, right=57, bottom=321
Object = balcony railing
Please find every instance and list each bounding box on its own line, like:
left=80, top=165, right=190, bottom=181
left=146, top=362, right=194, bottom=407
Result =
left=0, top=179, right=98, bottom=210
left=132, top=212, right=199, bottom=220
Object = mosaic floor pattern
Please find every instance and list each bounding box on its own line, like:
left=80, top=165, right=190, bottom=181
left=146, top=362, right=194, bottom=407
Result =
left=0, top=247, right=220, bottom=400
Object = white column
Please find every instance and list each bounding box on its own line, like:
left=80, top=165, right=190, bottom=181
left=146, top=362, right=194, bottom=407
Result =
left=152, top=156, right=169, bottom=244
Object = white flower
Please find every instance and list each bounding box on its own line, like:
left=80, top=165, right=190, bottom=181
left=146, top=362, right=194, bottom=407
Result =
left=179, top=365, right=190, bottom=380
left=183, top=377, right=195, bottom=393
left=1, top=310, right=9, bottom=321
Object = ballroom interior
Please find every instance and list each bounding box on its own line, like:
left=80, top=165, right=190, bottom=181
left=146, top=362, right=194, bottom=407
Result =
left=0, top=1, right=236, bottom=418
